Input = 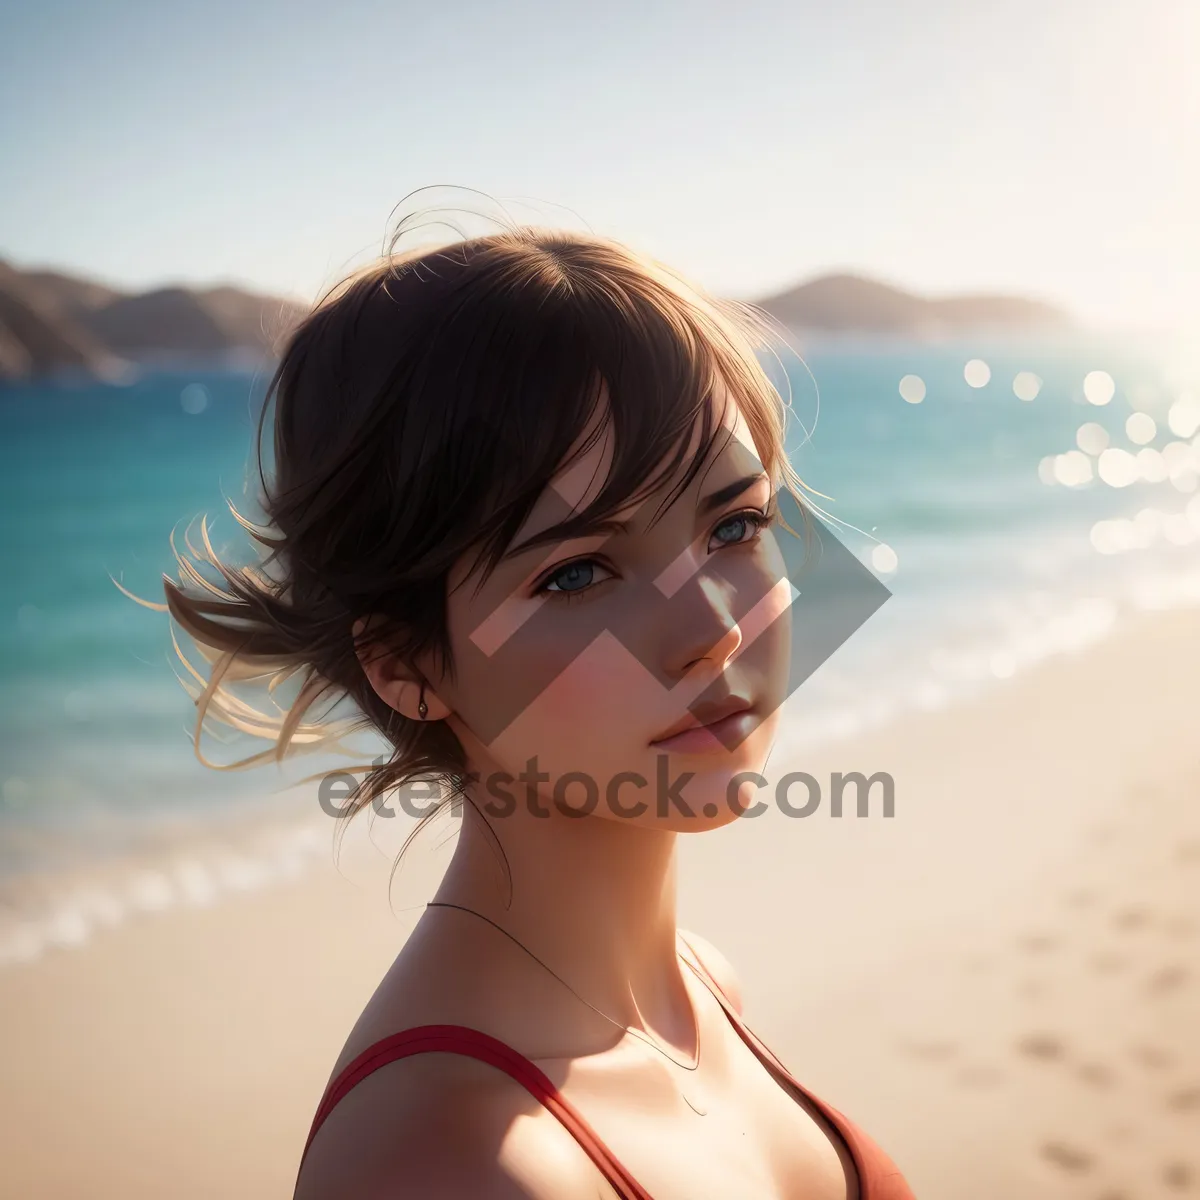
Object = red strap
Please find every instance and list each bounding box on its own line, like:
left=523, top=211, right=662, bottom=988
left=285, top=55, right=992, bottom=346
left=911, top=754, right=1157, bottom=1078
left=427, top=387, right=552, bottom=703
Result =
left=300, top=939, right=914, bottom=1200
left=678, top=936, right=914, bottom=1200
left=298, top=1023, right=653, bottom=1200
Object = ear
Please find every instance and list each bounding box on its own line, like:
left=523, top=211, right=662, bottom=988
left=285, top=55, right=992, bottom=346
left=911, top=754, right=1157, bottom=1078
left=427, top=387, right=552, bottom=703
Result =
left=351, top=616, right=452, bottom=723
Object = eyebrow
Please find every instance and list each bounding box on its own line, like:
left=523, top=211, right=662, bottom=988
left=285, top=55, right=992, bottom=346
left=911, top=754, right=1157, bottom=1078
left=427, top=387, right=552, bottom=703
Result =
left=697, top=472, right=770, bottom=516
left=501, top=515, right=631, bottom=564
left=501, top=471, right=770, bottom=565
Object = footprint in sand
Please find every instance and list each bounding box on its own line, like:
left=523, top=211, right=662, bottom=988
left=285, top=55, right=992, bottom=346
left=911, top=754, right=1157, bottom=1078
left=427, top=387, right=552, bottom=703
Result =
left=1087, top=823, right=1119, bottom=846
left=1017, top=1033, right=1066, bottom=1063
left=1130, top=1044, right=1175, bottom=1070
left=1146, top=964, right=1190, bottom=995
left=898, top=1038, right=958, bottom=1062
left=1016, top=932, right=1059, bottom=955
left=1112, top=906, right=1152, bottom=932
left=1040, top=1140, right=1094, bottom=1172
left=955, top=1064, right=1003, bottom=1088
left=1166, top=1085, right=1200, bottom=1111
left=1017, top=977, right=1050, bottom=1000
left=1079, top=1061, right=1116, bottom=1088
left=1163, top=1160, right=1194, bottom=1190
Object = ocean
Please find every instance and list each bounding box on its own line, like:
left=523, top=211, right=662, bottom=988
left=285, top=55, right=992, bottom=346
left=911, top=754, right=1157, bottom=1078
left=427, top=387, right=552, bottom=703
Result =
left=2, top=332, right=1198, bottom=960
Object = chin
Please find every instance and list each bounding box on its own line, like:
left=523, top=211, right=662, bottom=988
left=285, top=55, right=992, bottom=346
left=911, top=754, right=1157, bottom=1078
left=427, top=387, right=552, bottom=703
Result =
left=594, top=721, right=777, bottom=834
left=667, top=759, right=772, bottom=833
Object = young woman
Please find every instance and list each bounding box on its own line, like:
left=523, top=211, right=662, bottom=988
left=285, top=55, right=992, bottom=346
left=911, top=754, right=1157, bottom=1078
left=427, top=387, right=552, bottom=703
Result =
left=163, top=204, right=915, bottom=1199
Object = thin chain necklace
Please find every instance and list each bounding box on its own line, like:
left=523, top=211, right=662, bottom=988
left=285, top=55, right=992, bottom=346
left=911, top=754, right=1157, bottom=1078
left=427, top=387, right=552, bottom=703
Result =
left=424, top=900, right=707, bottom=1114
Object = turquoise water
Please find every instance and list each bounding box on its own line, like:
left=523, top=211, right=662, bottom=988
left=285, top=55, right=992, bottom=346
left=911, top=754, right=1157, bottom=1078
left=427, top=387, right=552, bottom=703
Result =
left=2, top=334, right=1198, bottom=884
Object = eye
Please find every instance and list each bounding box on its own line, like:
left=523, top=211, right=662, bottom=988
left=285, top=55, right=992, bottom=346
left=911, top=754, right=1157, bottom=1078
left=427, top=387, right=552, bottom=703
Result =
left=708, top=506, right=774, bottom=552
left=538, top=558, right=614, bottom=601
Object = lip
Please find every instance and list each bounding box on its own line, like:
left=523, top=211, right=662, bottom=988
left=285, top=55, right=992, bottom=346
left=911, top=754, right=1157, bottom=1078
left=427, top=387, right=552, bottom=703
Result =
left=650, top=696, right=758, bottom=755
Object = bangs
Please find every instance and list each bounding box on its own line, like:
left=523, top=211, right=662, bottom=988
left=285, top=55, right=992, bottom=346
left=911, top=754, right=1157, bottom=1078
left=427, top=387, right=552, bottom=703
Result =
left=266, top=226, right=793, bottom=644
left=403, top=235, right=787, bottom=592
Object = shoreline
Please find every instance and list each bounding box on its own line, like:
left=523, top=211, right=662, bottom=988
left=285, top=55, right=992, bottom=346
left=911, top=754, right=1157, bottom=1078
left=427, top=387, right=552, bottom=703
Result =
left=3, top=584, right=1196, bottom=976
left=1, top=603, right=1198, bottom=1197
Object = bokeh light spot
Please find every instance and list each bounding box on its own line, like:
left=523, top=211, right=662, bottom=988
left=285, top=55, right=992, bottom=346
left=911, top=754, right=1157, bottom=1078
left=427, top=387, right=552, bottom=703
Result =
left=1097, top=447, right=1139, bottom=487
left=1076, top=423, right=1110, bottom=455
left=1054, top=451, right=1093, bottom=487
left=1013, top=371, right=1042, bottom=401
left=180, top=384, right=209, bottom=414
left=898, top=374, right=926, bottom=404
left=1168, top=394, right=1200, bottom=438
left=871, top=543, right=899, bottom=574
left=964, top=359, right=991, bottom=388
left=1136, top=448, right=1168, bottom=483
left=1083, top=370, right=1116, bottom=406
left=1125, top=412, right=1157, bottom=445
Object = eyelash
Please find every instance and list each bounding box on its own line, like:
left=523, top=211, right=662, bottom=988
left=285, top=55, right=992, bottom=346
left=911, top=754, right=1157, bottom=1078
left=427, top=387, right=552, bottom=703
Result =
left=534, top=501, right=779, bottom=605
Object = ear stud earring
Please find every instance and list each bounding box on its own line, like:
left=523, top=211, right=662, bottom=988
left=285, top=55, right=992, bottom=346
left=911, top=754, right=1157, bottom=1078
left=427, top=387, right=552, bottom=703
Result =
left=417, top=685, right=428, bottom=720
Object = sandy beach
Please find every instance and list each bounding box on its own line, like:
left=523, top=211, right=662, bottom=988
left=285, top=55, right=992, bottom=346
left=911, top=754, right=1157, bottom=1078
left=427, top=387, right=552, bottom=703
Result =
left=1, top=605, right=1197, bottom=1199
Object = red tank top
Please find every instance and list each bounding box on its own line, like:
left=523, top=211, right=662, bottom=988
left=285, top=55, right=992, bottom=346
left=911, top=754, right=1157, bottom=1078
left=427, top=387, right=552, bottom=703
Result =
left=298, top=937, right=915, bottom=1199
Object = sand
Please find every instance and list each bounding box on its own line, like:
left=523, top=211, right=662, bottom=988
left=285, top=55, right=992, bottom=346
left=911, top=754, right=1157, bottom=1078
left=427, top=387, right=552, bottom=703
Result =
left=1, top=606, right=1197, bottom=1199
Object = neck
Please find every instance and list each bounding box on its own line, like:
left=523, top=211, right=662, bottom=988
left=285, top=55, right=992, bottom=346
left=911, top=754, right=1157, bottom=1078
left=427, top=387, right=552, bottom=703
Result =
left=429, top=784, right=693, bottom=1052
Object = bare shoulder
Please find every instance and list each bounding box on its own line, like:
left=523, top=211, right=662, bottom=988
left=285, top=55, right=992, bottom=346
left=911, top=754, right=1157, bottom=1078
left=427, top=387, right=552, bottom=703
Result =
left=678, top=928, right=744, bottom=1014
left=293, top=1051, right=609, bottom=1200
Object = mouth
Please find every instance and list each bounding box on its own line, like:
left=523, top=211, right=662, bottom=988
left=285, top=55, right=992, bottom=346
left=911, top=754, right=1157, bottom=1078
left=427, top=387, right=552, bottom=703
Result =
left=649, top=695, right=759, bottom=755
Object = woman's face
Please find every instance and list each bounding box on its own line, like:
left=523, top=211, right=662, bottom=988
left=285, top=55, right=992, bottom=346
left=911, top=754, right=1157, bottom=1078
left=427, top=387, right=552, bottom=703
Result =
left=427, top=386, right=793, bottom=833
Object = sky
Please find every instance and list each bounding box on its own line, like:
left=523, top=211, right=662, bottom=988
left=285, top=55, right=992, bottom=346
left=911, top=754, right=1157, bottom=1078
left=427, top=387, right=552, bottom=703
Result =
left=1, top=0, right=1197, bottom=333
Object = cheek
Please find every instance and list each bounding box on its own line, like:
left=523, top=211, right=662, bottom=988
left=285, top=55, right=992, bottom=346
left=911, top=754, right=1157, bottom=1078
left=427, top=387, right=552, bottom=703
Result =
left=485, top=632, right=657, bottom=777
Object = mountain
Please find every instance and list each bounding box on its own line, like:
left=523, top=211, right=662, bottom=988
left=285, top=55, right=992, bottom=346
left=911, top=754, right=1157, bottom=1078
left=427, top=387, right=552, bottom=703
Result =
left=0, top=261, right=126, bottom=382
left=0, top=260, right=307, bottom=384
left=0, top=258, right=1075, bottom=384
left=754, top=272, right=1072, bottom=337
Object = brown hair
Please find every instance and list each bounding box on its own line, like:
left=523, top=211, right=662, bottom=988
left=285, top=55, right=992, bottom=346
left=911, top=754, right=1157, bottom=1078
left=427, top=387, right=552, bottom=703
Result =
left=128, top=207, right=811, bottom=862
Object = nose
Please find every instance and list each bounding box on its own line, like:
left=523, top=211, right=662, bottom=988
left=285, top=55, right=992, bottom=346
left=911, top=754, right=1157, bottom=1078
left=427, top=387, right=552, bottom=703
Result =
left=666, top=574, right=744, bottom=678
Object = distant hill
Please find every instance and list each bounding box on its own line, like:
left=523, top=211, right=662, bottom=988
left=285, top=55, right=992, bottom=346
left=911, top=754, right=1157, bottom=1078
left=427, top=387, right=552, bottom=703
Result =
left=754, top=272, right=1072, bottom=337
left=0, top=258, right=1074, bottom=384
left=0, top=261, right=123, bottom=382
left=0, top=260, right=307, bottom=383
